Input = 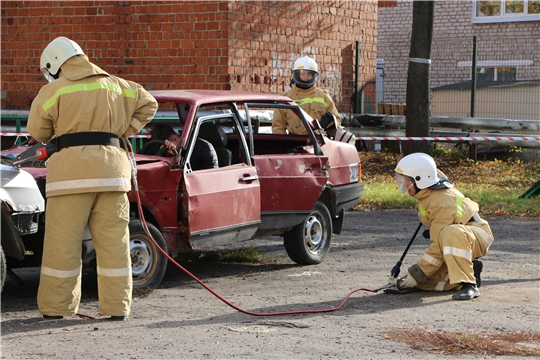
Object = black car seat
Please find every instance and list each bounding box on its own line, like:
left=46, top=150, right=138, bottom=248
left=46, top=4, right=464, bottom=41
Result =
left=198, top=123, right=232, bottom=167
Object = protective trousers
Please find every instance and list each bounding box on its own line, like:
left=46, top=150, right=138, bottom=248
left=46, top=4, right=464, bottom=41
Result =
left=416, top=219, right=493, bottom=291
left=37, top=192, right=132, bottom=317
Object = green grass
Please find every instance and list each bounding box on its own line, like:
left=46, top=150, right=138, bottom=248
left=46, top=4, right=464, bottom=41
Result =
left=358, top=178, right=540, bottom=216
left=358, top=181, right=417, bottom=209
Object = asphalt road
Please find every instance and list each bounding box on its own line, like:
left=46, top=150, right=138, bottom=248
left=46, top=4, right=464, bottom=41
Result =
left=1, top=210, right=539, bottom=359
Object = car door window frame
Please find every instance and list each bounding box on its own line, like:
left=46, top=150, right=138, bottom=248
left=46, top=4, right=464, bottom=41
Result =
left=183, top=113, right=250, bottom=172
left=243, top=103, right=324, bottom=156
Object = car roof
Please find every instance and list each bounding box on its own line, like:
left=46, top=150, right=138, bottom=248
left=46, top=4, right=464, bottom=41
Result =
left=149, top=90, right=293, bottom=106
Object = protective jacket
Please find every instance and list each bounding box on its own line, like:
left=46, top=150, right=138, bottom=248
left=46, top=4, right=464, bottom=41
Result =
left=408, top=186, right=494, bottom=290
left=272, top=85, right=340, bottom=134
left=27, top=54, right=157, bottom=197
left=31, top=53, right=157, bottom=318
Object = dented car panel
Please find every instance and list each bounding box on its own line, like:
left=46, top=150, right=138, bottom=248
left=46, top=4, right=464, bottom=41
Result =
left=321, top=137, right=361, bottom=185
left=181, top=164, right=261, bottom=249
left=1, top=165, right=45, bottom=263
left=0, top=165, right=45, bottom=217
left=253, top=153, right=327, bottom=212
left=126, top=157, right=181, bottom=249
left=319, top=138, right=365, bottom=218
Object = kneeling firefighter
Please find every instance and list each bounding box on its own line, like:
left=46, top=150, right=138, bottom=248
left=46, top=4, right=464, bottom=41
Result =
left=393, top=153, right=494, bottom=300
left=27, top=37, right=158, bottom=320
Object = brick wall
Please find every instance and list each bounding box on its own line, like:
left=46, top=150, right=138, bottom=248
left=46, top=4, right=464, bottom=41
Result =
left=1, top=0, right=378, bottom=113
left=378, top=1, right=397, bottom=8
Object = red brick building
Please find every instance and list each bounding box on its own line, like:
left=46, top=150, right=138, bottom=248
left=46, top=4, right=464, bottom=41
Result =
left=1, top=1, right=378, bottom=112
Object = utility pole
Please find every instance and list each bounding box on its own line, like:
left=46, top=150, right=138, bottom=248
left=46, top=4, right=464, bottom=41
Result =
left=404, top=0, right=434, bottom=155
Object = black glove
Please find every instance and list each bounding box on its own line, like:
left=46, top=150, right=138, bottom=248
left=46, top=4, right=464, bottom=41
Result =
left=422, top=229, right=430, bottom=239
left=319, top=112, right=336, bottom=130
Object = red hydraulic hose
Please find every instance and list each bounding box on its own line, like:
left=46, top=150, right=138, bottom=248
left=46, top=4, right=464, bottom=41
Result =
left=125, top=140, right=381, bottom=317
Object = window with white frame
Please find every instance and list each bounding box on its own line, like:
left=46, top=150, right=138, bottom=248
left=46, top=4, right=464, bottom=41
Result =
left=472, top=0, right=540, bottom=23
left=476, top=67, right=517, bottom=81
left=458, top=60, right=533, bottom=81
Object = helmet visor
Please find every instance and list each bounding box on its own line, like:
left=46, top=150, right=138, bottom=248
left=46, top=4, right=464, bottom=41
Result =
left=395, top=173, right=415, bottom=194
left=292, top=69, right=319, bottom=89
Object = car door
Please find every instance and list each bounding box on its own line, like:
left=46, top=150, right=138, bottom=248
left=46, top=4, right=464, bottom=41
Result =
left=243, top=104, right=329, bottom=230
left=180, top=114, right=261, bottom=249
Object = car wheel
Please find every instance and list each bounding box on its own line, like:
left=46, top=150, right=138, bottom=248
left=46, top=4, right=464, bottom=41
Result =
left=0, top=245, right=6, bottom=292
left=284, top=201, right=333, bottom=265
left=129, top=220, right=168, bottom=296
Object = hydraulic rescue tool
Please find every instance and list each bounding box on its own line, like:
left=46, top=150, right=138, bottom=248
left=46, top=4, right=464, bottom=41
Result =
left=12, top=142, right=57, bottom=166
left=379, top=222, right=423, bottom=294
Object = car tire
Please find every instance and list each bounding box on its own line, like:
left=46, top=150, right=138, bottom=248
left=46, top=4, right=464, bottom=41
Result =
left=129, top=220, right=168, bottom=296
left=284, top=201, right=333, bottom=265
left=0, top=245, right=6, bottom=293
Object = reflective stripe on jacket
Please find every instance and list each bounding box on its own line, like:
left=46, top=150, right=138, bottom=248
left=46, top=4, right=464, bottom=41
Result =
left=412, top=186, right=483, bottom=278
left=27, top=54, right=158, bottom=197
left=272, top=85, right=340, bottom=134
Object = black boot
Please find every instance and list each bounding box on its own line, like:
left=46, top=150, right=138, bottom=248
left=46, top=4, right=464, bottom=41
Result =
left=452, top=283, right=480, bottom=300
left=42, top=315, right=63, bottom=320
left=473, top=258, right=483, bottom=287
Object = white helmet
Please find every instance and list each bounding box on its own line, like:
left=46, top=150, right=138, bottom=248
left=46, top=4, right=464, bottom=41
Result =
left=395, top=153, right=439, bottom=190
left=292, top=56, right=319, bottom=89
left=40, top=37, right=84, bottom=82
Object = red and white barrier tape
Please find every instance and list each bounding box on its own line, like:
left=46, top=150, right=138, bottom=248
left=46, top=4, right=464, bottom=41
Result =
left=355, top=136, right=540, bottom=141
left=1, top=132, right=539, bottom=142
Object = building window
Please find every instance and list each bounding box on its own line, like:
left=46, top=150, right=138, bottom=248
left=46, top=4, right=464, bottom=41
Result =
left=458, top=60, right=533, bottom=81
left=476, top=67, right=517, bottom=81
left=472, top=0, right=540, bottom=23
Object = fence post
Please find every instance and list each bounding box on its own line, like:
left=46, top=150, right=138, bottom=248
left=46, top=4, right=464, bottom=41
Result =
left=354, top=40, right=360, bottom=114
left=15, top=119, right=21, bottom=145
left=469, top=35, right=478, bottom=161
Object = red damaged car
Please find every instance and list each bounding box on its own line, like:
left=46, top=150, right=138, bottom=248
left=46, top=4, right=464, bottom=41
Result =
left=2, top=90, right=363, bottom=294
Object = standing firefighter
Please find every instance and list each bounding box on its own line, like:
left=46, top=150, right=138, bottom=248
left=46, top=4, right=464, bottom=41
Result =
left=393, top=153, right=494, bottom=300
left=27, top=37, right=158, bottom=320
left=272, top=56, right=341, bottom=135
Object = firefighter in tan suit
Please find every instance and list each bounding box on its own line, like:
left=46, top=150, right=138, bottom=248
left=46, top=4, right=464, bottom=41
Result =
left=393, top=153, right=494, bottom=300
left=27, top=37, right=158, bottom=320
left=272, top=56, right=341, bottom=135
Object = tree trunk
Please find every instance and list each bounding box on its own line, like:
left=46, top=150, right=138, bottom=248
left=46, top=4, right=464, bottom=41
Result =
left=404, top=0, right=434, bottom=155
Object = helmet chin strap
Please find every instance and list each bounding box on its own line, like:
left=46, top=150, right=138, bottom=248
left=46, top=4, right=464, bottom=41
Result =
left=42, top=69, right=60, bottom=83
left=43, top=71, right=56, bottom=83
left=295, top=83, right=314, bottom=90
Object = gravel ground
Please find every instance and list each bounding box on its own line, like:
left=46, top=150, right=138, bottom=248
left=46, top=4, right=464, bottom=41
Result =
left=1, top=210, right=539, bottom=359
